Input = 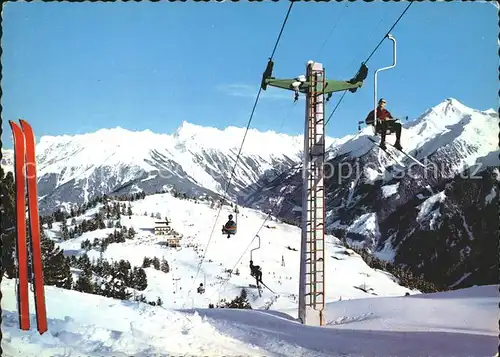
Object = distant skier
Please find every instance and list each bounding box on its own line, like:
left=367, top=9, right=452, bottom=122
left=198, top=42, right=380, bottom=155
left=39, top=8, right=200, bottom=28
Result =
left=365, top=98, right=402, bottom=150
left=249, top=260, right=263, bottom=284
left=197, top=283, right=205, bottom=294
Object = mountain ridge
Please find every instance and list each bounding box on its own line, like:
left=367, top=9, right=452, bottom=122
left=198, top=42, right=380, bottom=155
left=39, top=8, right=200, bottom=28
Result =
left=1, top=97, right=497, bottom=218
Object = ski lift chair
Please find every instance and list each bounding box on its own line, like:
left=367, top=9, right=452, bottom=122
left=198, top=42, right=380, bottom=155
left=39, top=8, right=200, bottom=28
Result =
left=221, top=206, right=239, bottom=238
left=222, top=220, right=237, bottom=237
left=249, top=235, right=261, bottom=277
left=359, top=116, right=407, bottom=137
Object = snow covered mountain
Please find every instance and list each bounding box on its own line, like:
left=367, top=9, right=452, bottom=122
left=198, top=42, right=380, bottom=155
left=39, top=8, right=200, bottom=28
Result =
left=4, top=121, right=329, bottom=213
left=1, top=98, right=497, bottom=291
left=244, top=98, right=499, bottom=290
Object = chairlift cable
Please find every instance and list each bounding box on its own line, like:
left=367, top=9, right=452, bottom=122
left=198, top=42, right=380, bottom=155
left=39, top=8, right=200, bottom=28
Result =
left=209, top=165, right=302, bottom=301
left=325, top=1, right=415, bottom=127
left=315, top=3, right=350, bottom=59
left=189, top=2, right=296, bottom=295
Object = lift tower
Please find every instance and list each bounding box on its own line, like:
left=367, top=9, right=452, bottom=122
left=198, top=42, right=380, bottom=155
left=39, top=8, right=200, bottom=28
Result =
left=261, top=60, right=367, bottom=326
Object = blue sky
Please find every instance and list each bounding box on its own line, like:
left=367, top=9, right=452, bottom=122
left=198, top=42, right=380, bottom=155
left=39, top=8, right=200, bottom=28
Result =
left=2, top=1, right=497, bottom=149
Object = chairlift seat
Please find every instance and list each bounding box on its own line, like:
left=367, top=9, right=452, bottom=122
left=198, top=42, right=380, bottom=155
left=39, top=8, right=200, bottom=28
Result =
left=222, top=223, right=237, bottom=235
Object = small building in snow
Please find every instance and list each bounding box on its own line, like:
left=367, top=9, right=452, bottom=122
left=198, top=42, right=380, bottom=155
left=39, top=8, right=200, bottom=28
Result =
left=166, top=237, right=180, bottom=248
left=154, top=221, right=170, bottom=235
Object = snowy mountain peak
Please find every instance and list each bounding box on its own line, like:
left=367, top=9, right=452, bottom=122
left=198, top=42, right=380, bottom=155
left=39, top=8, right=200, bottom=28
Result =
left=484, top=108, right=497, bottom=115
left=171, top=120, right=307, bottom=156
left=440, top=98, right=474, bottom=114
left=413, top=98, right=474, bottom=126
left=173, top=121, right=204, bottom=139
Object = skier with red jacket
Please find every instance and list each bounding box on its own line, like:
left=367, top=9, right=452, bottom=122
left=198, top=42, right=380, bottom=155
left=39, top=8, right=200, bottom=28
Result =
left=365, top=98, right=402, bottom=150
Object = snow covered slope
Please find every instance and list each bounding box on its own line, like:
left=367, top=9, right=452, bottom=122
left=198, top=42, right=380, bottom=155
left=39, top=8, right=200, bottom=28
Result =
left=48, top=192, right=414, bottom=312
left=1, top=278, right=496, bottom=356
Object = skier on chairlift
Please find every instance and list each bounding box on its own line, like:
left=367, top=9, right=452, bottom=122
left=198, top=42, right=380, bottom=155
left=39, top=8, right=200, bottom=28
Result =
left=249, top=260, right=263, bottom=285
left=365, top=98, right=403, bottom=151
left=222, top=214, right=237, bottom=238
left=197, top=283, right=205, bottom=294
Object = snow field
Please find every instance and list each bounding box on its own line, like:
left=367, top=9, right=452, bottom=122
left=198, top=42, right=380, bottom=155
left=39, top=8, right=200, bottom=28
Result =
left=1, top=278, right=496, bottom=357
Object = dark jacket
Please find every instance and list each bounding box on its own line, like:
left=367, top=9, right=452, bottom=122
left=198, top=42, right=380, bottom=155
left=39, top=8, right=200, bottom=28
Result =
left=250, top=263, right=262, bottom=278
left=225, top=220, right=236, bottom=228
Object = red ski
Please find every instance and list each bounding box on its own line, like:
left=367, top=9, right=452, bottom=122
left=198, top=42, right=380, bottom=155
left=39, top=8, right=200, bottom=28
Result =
left=20, top=119, right=48, bottom=334
left=9, top=120, right=30, bottom=331
left=10, top=119, right=48, bottom=334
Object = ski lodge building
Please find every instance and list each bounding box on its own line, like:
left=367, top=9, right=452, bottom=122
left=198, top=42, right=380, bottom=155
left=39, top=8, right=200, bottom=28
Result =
left=154, top=221, right=170, bottom=235
left=166, top=237, right=180, bottom=248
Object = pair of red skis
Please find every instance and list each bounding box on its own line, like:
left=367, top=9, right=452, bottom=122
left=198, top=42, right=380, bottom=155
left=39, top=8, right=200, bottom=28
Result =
left=9, top=119, right=48, bottom=334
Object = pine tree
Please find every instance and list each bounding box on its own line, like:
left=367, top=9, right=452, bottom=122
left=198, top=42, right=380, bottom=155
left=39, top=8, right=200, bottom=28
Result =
left=60, top=219, right=69, bottom=240
left=160, top=258, right=170, bottom=273
left=78, top=253, right=92, bottom=271
left=152, top=257, right=161, bottom=270
left=127, top=204, right=133, bottom=216
left=103, top=279, right=132, bottom=300
left=74, top=267, right=94, bottom=294
left=156, top=297, right=163, bottom=306
left=41, top=230, right=73, bottom=289
left=0, top=168, right=16, bottom=278
left=114, top=259, right=132, bottom=285
left=142, top=257, right=152, bottom=268
left=93, top=237, right=101, bottom=248
left=81, top=219, right=88, bottom=232
left=225, top=289, right=252, bottom=309
left=130, top=267, right=148, bottom=291
left=80, top=239, right=92, bottom=251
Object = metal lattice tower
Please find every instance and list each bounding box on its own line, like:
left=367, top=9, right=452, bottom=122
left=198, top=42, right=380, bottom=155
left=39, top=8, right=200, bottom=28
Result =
left=260, top=58, right=366, bottom=327
left=298, top=62, right=326, bottom=326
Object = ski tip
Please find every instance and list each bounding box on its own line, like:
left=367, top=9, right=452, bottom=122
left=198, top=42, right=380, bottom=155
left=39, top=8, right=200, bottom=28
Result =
left=19, top=119, right=33, bottom=131
left=9, top=120, right=23, bottom=133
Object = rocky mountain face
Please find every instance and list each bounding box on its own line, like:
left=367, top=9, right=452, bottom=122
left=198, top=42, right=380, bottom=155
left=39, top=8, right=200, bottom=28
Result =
left=243, top=99, right=499, bottom=289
